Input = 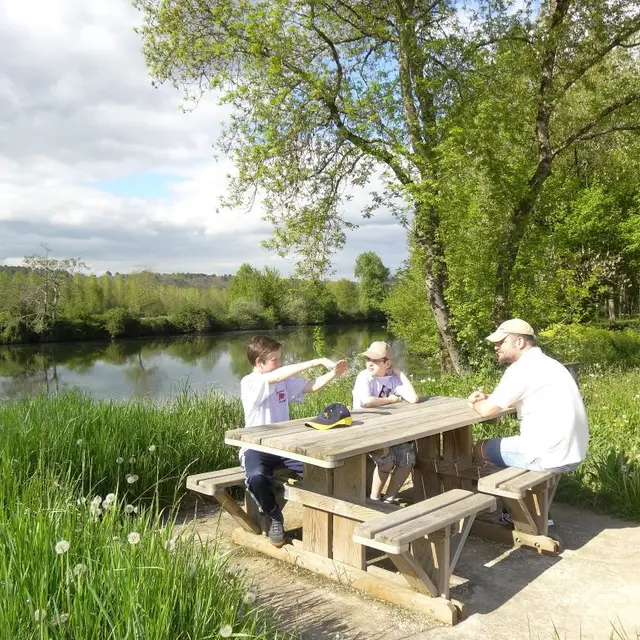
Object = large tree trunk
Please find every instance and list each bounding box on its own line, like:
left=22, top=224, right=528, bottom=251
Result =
left=414, top=207, right=467, bottom=374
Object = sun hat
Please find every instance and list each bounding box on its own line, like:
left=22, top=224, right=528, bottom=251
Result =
left=360, top=341, right=393, bottom=360
left=304, top=403, right=353, bottom=431
left=486, top=318, right=535, bottom=342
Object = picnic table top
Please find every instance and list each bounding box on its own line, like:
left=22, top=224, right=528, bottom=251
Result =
left=225, top=396, right=506, bottom=468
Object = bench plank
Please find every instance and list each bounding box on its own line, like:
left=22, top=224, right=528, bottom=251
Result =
left=378, top=493, right=496, bottom=549
left=186, top=467, right=246, bottom=494
left=354, top=489, right=470, bottom=540
left=477, top=467, right=528, bottom=493
left=501, top=470, right=556, bottom=496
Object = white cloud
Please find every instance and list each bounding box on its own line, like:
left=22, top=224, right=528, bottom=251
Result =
left=0, top=0, right=409, bottom=278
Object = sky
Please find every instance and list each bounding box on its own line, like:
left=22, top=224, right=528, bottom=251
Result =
left=0, top=0, right=409, bottom=279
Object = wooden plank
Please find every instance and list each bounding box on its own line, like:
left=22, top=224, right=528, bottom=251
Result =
left=302, top=465, right=333, bottom=557
left=332, top=456, right=367, bottom=569
left=449, top=514, right=477, bottom=576
left=452, top=425, right=474, bottom=491
left=355, top=489, right=470, bottom=540
left=284, top=484, right=383, bottom=522
left=212, top=489, right=261, bottom=534
left=441, top=431, right=458, bottom=492
left=478, top=467, right=528, bottom=493
left=223, top=439, right=340, bottom=468
left=259, top=400, right=470, bottom=457
left=389, top=550, right=439, bottom=597
left=469, top=520, right=560, bottom=553
left=378, top=494, right=496, bottom=548
left=413, top=434, right=441, bottom=500
left=501, top=497, right=539, bottom=535
left=431, top=527, right=452, bottom=599
left=186, top=467, right=245, bottom=495
left=231, top=528, right=460, bottom=625
left=525, top=483, right=549, bottom=536
left=501, top=470, right=557, bottom=497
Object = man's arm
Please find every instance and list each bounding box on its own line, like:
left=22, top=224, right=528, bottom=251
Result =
left=303, top=359, right=347, bottom=393
left=262, top=357, right=337, bottom=384
left=467, top=390, right=503, bottom=418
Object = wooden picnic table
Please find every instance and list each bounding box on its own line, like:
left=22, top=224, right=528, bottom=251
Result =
left=223, top=396, right=509, bottom=624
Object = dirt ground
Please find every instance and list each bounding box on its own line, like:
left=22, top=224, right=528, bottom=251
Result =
left=178, top=498, right=640, bottom=640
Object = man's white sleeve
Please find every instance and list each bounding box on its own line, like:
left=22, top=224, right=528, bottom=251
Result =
left=488, top=366, right=524, bottom=409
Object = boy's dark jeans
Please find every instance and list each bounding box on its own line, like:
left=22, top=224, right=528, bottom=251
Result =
left=243, top=450, right=303, bottom=518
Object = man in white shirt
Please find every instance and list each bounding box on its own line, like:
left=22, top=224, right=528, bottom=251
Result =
left=240, top=335, right=347, bottom=547
left=468, top=319, right=589, bottom=473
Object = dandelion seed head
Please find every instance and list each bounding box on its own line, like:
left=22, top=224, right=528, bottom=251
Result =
left=52, top=612, right=69, bottom=626
left=129, top=456, right=136, bottom=464
left=126, top=474, right=139, bottom=484
left=148, top=444, right=156, bottom=453
left=243, top=590, right=257, bottom=605
left=124, top=504, right=136, bottom=514
left=73, top=563, right=87, bottom=577
left=127, top=532, right=141, bottom=545
left=165, top=539, right=176, bottom=553
left=34, top=609, right=46, bottom=622
left=55, top=540, right=70, bottom=555
left=116, top=456, right=124, bottom=464
left=76, top=439, right=83, bottom=447
left=219, top=624, right=233, bottom=638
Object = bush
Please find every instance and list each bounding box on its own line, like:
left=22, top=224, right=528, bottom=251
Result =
left=539, top=324, right=640, bottom=368
left=101, top=308, right=138, bottom=339
left=227, top=299, right=276, bottom=330
left=172, top=306, right=219, bottom=334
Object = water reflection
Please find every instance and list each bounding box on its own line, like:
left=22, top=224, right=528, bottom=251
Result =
left=0, top=326, right=435, bottom=401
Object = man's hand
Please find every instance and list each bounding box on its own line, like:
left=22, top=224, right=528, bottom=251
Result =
left=467, top=390, right=488, bottom=406
left=333, top=359, right=348, bottom=376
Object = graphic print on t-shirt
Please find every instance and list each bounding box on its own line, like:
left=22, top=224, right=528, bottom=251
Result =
left=378, top=385, right=392, bottom=398
left=277, top=389, right=286, bottom=403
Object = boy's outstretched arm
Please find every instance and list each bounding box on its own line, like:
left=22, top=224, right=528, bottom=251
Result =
left=261, top=357, right=337, bottom=384
left=303, top=360, right=348, bottom=393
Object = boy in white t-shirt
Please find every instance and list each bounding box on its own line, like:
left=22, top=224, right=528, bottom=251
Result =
left=240, top=335, right=347, bottom=547
left=352, top=341, right=419, bottom=503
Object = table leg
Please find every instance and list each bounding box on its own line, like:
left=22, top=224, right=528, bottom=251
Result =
left=453, top=425, right=474, bottom=491
left=332, top=455, right=366, bottom=569
left=414, top=434, right=441, bottom=500
left=302, top=465, right=333, bottom=557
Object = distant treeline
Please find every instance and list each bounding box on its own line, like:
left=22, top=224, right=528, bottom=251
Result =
left=0, top=253, right=390, bottom=345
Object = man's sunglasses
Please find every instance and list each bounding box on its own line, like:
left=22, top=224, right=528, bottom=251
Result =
left=365, top=357, right=388, bottom=364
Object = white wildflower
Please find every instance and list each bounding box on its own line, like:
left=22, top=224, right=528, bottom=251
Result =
left=243, top=590, right=257, bottom=605
left=126, top=474, right=139, bottom=484
left=55, top=540, right=70, bottom=555
left=127, top=532, right=141, bottom=545
left=129, top=456, right=136, bottom=464
left=34, top=609, right=46, bottom=622
left=165, top=539, right=176, bottom=553
left=148, top=444, right=156, bottom=453
left=219, top=624, right=233, bottom=638
left=73, top=563, right=87, bottom=577
left=116, top=457, right=124, bottom=464
left=124, top=504, right=137, bottom=515
left=76, top=439, right=83, bottom=447
left=52, top=612, right=69, bottom=626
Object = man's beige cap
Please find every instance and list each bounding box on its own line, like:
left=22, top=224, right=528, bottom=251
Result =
left=361, top=341, right=393, bottom=360
left=486, top=318, right=535, bottom=342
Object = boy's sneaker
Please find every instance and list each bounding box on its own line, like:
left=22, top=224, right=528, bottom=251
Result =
left=499, top=510, right=513, bottom=526
left=267, top=506, right=285, bottom=548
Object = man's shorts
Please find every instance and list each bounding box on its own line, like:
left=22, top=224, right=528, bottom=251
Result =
left=482, top=436, right=579, bottom=473
left=371, top=442, right=416, bottom=468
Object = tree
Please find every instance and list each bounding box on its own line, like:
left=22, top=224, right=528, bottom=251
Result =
left=134, top=1, right=640, bottom=369
left=354, top=252, right=390, bottom=318
left=22, top=245, right=88, bottom=338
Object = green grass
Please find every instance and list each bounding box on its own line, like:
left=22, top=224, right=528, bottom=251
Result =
left=1, top=356, right=640, bottom=637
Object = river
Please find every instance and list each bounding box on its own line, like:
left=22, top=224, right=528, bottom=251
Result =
left=0, top=325, right=436, bottom=401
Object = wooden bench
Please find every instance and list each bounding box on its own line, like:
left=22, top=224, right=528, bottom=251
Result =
left=476, top=467, right=561, bottom=553
left=353, top=489, right=496, bottom=600
left=187, top=466, right=294, bottom=535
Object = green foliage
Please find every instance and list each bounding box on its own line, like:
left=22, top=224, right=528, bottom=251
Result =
left=354, top=252, right=390, bottom=319
left=101, top=308, right=136, bottom=339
